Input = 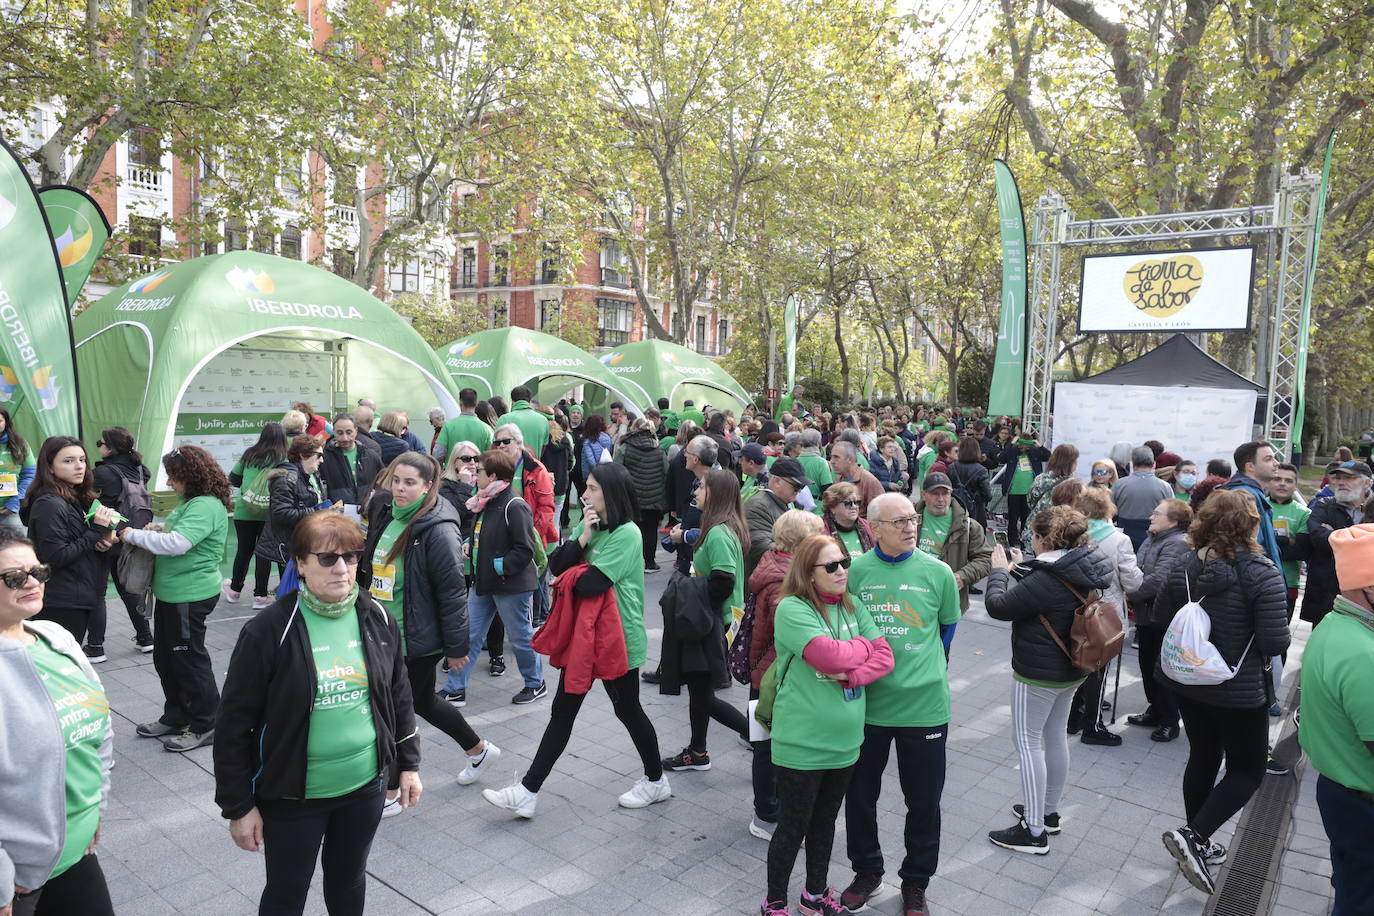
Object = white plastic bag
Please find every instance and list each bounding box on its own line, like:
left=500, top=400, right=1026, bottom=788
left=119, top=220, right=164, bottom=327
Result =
left=1160, top=574, right=1253, bottom=686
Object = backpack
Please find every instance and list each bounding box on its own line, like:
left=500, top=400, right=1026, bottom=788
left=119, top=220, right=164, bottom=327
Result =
left=240, top=466, right=273, bottom=516
left=1160, top=568, right=1253, bottom=686
left=1038, top=577, right=1124, bottom=673
left=947, top=464, right=978, bottom=515
left=117, top=471, right=154, bottom=530
left=505, top=496, right=548, bottom=575
left=727, top=588, right=759, bottom=685
left=752, top=651, right=793, bottom=730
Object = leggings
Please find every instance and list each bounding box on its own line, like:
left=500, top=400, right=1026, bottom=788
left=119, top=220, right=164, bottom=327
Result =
left=257, top=778, right=385, bottom=916
left=683, top=671, right=748, bottom=752
left=389, top=654, right=480, bottom=789
left=522, top=668, right=662, bottom=793
left=766, top=765, right=854, bottom=903
left=230, top=518, right=272, bottom=597
left=11, top=853, right=114, bottom=916
left=1176, top=698, right=1269, bottom=841
left=1011, top=679, right=1078, bottom=828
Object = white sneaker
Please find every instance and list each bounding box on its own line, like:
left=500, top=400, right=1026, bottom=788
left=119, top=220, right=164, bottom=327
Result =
left=222, top=579, right=241, bottom=603
left=749, top=816, right=775, bottom=840
left=381, top=796, right=404, bottom=818
left=252, top=595, right=273, bottom=610
left=618, top=776, right=671, bottom=809
left=456, top=741, right=500, bottom=785
left=482, top=782, right=537, bottom=818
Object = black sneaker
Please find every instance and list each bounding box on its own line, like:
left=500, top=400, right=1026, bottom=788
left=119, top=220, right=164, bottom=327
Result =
left=1265, top=750, right=1290, bottom=776
left=1080, top=726, right=1123, bottom=747
left=512, top=682, right=547, bottom=704
left=1201, top=840, right=1228, bottom=867
left=840, top=872, right=882, bottom=911
left=641, top=668, right=662, bottom=685
left=1012, top=804, right=1061, bottom=834
left=1126, top=710, right=1160, bottom=727
left=82, top=644, right=107, bottom=663
left=437, top=688, right=466, bottom=707
left=489, top=655, right=506, bottom=677
left=133, top=635, right=154, bottom=654
left=661, top=747, right=712, bottom=771
left=1162, top=826, right=1214, bottom=893
left=988, top=822, right=1049, bottom=854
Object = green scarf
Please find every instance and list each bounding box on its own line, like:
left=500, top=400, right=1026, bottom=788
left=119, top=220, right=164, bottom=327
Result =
left=300, top=581, right=359, bottom=619
left=1333, top=595, right=1374, bottom=635
left=392, top=492, right=426, bottom=523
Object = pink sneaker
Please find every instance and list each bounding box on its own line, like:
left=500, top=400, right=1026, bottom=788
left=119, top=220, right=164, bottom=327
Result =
left=799, top=887, right=845, bottom=916
left=760, top=900, right=789, bottom=916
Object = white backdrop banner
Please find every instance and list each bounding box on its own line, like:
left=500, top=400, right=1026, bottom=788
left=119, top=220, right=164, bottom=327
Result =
left=1078, top=246, right=1254, bottom=333
left=1053, top=382, right=1257, bottom=478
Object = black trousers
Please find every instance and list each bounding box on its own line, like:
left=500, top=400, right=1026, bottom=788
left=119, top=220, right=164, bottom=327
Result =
left=390, top=654, right=479, bottom=790
left=1071, top=668, right=1108, bottom=731
left=153, top=594, right=220, bottom=733
left=750, top=687, right=779, bottom=823
left=1006, top=493, right=1030, bottom=544
left=231, top=518, right=273, bottom=597
left=1135, top=625, right=1178, bottom=726
left=257, top=778, right=385, bottom=916
left=767, top=765, right=854, bottom=903
left=86, top=551, right=152, bottom=647
left=32, top=605, right=92, bottom=647
left=522, top=668, right=662, bottom=792
left=636, top=509, right=664, bottom=568
left=11, top=853, right=114, bottom=916
left=683, top=671, right=748, bottom=751
left=845, top=723, right=947, bottom=885
left=1176, top=698, right=1269, bottom=840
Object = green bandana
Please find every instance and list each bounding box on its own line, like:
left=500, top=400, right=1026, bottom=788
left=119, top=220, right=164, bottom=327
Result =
left=392, top=492, right=427, bottom=523
left=1332, top=595, right=1374, bottom=635
left=300, top=581, right=360, bottom=619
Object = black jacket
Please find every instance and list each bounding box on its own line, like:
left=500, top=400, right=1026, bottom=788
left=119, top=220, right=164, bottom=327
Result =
left=320, top=441, right=382, bottom=507
left=1299, top=497, right=1359, bottom=625
left=658, top=570, right=731, bottom=693
left=540, top=436, right=573, bottom=498
left=615, top=430, right=669, bottom=512
left=21, top=492, right=108, bottom=611
left=255, top=463, right=325, bottom=564
left=984, top=544, right=1114, bottom=683
left=92, top=452, right=150, bottom=511
left=438, top=478, right=476, bottom=542
left=358, top=498, right=470, bottom=660
left=665, top=451, right=697, bottom=521
left=706, top=431, right=735, bottom=471
left=373, top=430, right=409, bottom=466
left=213, top=592, right=419, bottom=820
left=1154, top=550, right=1291, bottom=709
left=947, top=459, right=992, bottom=526
left=466, top=488, right=537, bottom=596
left=996, top=443, right=1051, bottom=494
left=1128, top=525, right=1191, bottom=627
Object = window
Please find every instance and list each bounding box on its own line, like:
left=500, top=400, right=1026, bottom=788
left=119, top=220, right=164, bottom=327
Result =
left=224, top=220, right=248, bottom=252
left=539, top=243, right=558, bottom=284
left=460, top=193, right=478, bottom=229
left=127, top=216, right=162, bottom=259
left=695, top=315, right=708, bottom=353
left=597, top=297, right=633, bottom=347
left=280, top=225, right=303, bottom=260
left=252, top=228, right=274, bottom=254
left=389, top=258, right=421, bottom=293
left=279, top=154, right=306, bottom=198
left=460, top=247, right=476, bottom=287
left=491, top=245, right=509, bottom=286
left=127, top=128, right=159, bottom=168
left=539, top=298, right=560, bottom=334
left=492, top=300, right=508, bottom=327
left=600, top=238, right=628, bottom=287
left=717, top=318, right=729, bottom=353
left=388, top=183, right=414, bottom=217
left=332, top=164, right=356, bottom=207
left=332, top=248, right=356, bottom=279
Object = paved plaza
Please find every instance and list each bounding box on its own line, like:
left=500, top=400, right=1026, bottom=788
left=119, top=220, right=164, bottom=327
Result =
left=89, top=560, right=1333, bottom=915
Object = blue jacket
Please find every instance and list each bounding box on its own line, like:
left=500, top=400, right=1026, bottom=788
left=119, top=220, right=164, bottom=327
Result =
left=581, top=433, right=612, bottom=470
left=871, top=455, right=903, bottom=491
left=1217, top=475, right=1283, bottom=569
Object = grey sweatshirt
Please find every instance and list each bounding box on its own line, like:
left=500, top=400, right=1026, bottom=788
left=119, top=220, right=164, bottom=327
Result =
left=0, top=620, right=114, bottom=905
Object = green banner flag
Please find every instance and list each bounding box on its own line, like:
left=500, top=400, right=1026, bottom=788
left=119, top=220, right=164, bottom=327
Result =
left=1290, top=132, right=1335, bottom=456
left=0, top=138, right=82, bottom=438
left=783, top=294, right=798, bottom=392
left=41, top=185, right=111, bottom=307
left=988, top=159, right=1028, bottom=417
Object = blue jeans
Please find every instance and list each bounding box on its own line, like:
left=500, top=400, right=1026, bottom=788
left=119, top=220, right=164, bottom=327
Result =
left=446, top=590, right=542, bottom=690
left=1316, top=774, right=1374, bottom=916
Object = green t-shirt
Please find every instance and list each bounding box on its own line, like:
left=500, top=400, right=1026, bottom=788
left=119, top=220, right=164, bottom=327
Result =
left=341, top=446, right=358, bottom=478
left=154, top=495, right=228, bottom=602
left=0, top=443, right=36, bottom=504
left=496, top=402, right=549, bottom=458
left=692, top=526, right=743, bottom=627
left=1298, top=602, right=1374, bottom=793
left=436, top=412, right=494, bottom=458
left=775, top=395, right=798, bottom=421
left=369, top=518, right=408, bottom=652
left=1266, top=497, right=1311, bottom=588
left=848, top=549, right=960, bottom=727
left=835, top=526, right=864, bottom=558
left=917, top=510, right=951, bottom=559
left=1010, top=453, right=1035, bottom=496
left=798, top=454, right=834, bottom=506
left=770, top=595, right=880, bottom=770
left=739, top=477, right=762, bottom=506
left=577, top=520, right=647, bottom=669
left=300, top=604, right=379, bottom=798
left=29, top=635, right=107, bottom=880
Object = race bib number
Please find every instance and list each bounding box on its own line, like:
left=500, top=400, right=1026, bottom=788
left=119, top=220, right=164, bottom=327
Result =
left=369, top=563, right=396, bottom=602
left=1017, top=455, right=1032, bottom=473
left=726, top=605, right=744, bottom=646
left=0, top=473, right=16, bottom=498
left=1272, top=517, right=1289, bottom=537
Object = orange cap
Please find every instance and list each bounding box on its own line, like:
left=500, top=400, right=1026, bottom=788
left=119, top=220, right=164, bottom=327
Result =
left=1330, top=524, right=1374, bottom=591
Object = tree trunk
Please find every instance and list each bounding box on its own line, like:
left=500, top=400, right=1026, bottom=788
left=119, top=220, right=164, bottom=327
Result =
left=834, top=302, right=850, bottom=403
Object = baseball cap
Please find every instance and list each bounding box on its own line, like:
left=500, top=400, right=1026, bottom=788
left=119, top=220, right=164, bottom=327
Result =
left=770, top=457, right=813, bottom=489
left=740, top=443, right=767, bottom=464
left=922, top=471, right=953, bottom=492
left=1328, top=461, right=1372, bottom=479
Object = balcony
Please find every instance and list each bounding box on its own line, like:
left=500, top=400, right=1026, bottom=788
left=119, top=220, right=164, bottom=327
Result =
left=331, top=204, right=358, bottom=227
left=125, top=164, right=165, bottom=193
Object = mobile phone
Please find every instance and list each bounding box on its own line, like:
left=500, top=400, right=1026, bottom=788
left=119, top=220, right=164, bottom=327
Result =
left=993, top=531, right=1009, bottom=549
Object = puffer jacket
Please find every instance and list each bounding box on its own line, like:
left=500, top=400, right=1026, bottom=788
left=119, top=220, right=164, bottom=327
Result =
left=255, top=462, right=325, bottom=564
left=358, top=498, right=470, bottom=660
left=614, top=430, right=669, bottom=512
left=1090, top=524, right=1144, bottom=621
left=984, top=543, right=1114, bottom=683
left=1128, top=525, right=1190, bottom=627
left=1154, top=549, right=1290, bottom=709
left=21, top=492, right=107, bottom=611
left=746, top=549, right=791, bottom=690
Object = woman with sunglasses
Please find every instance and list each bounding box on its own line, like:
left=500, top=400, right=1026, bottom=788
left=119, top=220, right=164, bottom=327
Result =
left=821, top=482, right=873, bottom=560
left=761, top=534, right=893, bottom=916
left=1088, top=459, right=1118, bottom=491
left=215, top=511, right=420, bottom=916
left=660, top=468, right=752, bottom=773
left=19, top=437, right=117, bottom=647
left=255, top=436, right=331, bottom=574
left=0, top=529, right=115, bottom=916
left=118, top=446, right=230, bottom=753
left=359, top=452, right=498, bottom=815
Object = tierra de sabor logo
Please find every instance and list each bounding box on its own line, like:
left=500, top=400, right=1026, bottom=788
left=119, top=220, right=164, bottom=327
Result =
left=1122, top=254, right=1203, bottom=318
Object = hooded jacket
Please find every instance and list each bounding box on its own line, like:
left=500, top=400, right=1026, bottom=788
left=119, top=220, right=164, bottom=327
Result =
left=358, top=498, right=470, bottom=660
left=1217, top=475, right=1283, bottom=569
left=21, top=492, right=107, bottom=611
left=984, top=543, right=1114, bottom=683
left=1128, top=525, right=1191, bottom=628
left=746, top=549, right=791, bottom=690
left=614, top=429, right=669, bottom=512
left=1154, top=549, right=1290, bottom=708
left=255, top=462, right=325, bottom=565
left=514, top=449, right=558, bottom=546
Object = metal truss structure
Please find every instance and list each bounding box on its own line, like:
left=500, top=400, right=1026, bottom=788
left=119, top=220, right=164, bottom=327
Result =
left=1024, top=172, right=1321, bottom=459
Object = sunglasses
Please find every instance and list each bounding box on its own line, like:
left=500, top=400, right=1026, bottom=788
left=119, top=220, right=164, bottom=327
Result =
left=310, top=550, right=362, bottom=568
left=492, top=438, right=514, bottom=447
left=456, top=455, right=478, bottom=463
left=96, top=440, right=105, bottom=447
left=0, top=564, right=51, bottom=589
left=814, top=557, right=852, bottom=574
left=1091, top=469, right=1109, bottom=476
left=840, top=499, right=861, bottom=509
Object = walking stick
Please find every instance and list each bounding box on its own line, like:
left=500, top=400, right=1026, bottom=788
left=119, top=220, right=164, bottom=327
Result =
left=1110, top=651, right=1122, bottom=725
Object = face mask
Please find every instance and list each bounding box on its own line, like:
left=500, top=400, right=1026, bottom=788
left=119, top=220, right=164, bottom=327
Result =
left=1178, top=474, right=1196, bottom=489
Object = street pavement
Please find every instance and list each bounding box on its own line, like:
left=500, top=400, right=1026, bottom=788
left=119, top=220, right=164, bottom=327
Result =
left=88, top=554, right=1333, bottom=915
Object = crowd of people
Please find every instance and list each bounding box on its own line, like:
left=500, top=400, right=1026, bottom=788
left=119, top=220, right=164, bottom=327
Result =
left=1, top=386, right=1371, bottom=916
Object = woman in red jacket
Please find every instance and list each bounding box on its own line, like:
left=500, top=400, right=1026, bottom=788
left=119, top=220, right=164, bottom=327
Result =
left=482, top=463, right=667, bottom=819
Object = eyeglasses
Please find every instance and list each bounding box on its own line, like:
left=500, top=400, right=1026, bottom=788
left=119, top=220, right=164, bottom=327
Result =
left=0, top=564, right=51, bottom=589
left=840, top=500, right=861, bottom=509
left=95, top=440, right=104, bottom=447
left=310, top=550, right=362, bottom=568
left=814, top=557, right=852, bottom=574
left=456, top=455, right=478, bottom=463
left=878, top=515, right=920, bottom=528
left=492, top=438, right=514, bottom=447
